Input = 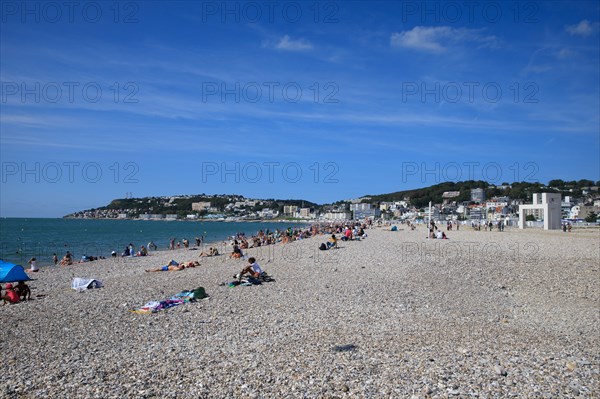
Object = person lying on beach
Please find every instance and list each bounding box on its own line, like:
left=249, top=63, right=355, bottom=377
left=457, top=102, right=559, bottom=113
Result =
left=1, top=283, right=20, bottom=304
left=235, top=257, right=265, bottom=281
left=182, top=261, right=200, bottom=268
left=199, top=247, right=219, bottom=257
left=14, top=281, right=31, bottom=301
left=145, top=260, right=187, bottom=273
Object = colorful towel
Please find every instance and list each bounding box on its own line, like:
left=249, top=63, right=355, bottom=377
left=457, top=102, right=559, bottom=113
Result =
left=130, top=290, right=196, bottom=314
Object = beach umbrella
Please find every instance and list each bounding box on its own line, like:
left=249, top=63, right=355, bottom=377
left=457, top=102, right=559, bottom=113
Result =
left=0, top=261, right=31, bottom=283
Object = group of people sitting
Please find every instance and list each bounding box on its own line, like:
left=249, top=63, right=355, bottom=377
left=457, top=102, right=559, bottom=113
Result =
left=1, top=281, right=30, bottom=305
left=428, top=221, right=449, bottom=239
left=121, top=244, right=149, bottom=257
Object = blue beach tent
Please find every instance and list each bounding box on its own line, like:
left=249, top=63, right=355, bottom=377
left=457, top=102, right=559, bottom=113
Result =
left=0, top=261, right=31, bottom=283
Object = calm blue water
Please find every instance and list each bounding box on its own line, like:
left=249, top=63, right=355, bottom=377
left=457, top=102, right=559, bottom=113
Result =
left=0, top=218, right=308, bottom=267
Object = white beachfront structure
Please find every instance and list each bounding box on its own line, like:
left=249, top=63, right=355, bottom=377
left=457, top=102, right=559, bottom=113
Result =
left=518, top=193, right=561, bottom=230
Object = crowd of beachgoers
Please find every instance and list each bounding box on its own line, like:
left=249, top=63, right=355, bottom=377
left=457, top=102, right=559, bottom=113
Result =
left=2, top=219, right=598, bottom=398
left=1, top=220, right=375, bottom=304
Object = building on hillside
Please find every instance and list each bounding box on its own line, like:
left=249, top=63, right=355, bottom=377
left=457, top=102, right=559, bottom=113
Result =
left=570, top=205, right=600, bottom=220
left=469, top=206, right=485, bottom=220
left=284, top=205, right=298, bottom=215
left=471, top=188, right=486, bottom=203
left=442, top=191, right=460, bottom=205
left=353, top=208, right=381, bottom=220
left=322, top=211, right=352, bottom=221
left=349, top=203, right=373, bottom=211
left=299, top=208, right=312, bottom=218
left=192, top=202, right=211, bottom=211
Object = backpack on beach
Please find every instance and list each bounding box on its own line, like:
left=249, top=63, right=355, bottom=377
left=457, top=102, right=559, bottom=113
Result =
left=319, top=243, right=327, bottom=251
left=192, top=287, right=207, bottom=299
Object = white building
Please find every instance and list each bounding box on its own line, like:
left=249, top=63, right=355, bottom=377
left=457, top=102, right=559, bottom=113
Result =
left=349, top=203, right=372, bottom=211
left=322, top=211, right=352, bottom=221
left=284, top=205, right=298, bottom=215
left=299, top=208, right=312, bottom=218
left=518, top=193, right=561, bottom=230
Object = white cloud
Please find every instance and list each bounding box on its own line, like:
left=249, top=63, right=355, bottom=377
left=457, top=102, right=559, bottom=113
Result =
left=275, top=35, right=313, bottom=51
left=565, top=20, right=594, bottom=37
left=390, top=26, right=497, bottom=53
left=557, top=48, right=575, bottom=59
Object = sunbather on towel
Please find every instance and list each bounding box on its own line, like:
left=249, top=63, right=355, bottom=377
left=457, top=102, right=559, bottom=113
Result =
left=145, top=260, right=185, bottom=272
left=182, top=261, right=200, bottom=268
left=199, top=247, right=218, bottom=257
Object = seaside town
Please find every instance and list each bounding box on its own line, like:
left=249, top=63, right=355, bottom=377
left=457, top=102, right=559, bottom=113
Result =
left=65, top=180, right=600, bottom=225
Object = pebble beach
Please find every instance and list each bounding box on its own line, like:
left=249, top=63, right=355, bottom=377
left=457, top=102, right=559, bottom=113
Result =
left=1, top=226, right=598, bottom=398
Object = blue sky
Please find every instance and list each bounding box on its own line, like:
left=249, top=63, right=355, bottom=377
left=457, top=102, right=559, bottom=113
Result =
left=1, top=1, right=599, bottom=217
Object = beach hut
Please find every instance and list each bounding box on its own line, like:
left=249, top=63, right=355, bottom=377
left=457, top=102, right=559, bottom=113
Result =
left=0, top=261, right=31, bottom=283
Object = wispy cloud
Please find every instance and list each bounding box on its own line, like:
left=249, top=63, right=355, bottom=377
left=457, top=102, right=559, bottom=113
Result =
left=557, top=48, right=575, bottom=59
left=274, top=35, right=313, bottom=51
left=390, top=26, right=497, bottom=53
left=565, top=20, right=596, bottom=37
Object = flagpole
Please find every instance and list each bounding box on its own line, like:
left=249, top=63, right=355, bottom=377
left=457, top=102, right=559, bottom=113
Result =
left=428, top=201, right=432, bottom=240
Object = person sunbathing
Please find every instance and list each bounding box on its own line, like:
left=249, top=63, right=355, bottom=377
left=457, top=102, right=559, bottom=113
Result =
left=182, top=261, right=200, bottom=268
left=200, top=247, right=218, bottom=257
left=145, top=260, right=185, bottom=272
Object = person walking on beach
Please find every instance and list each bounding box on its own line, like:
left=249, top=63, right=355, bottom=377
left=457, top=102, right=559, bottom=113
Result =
left=52, top=253, right=58, bottom=266
left=169, top=238, right=175, bottom=250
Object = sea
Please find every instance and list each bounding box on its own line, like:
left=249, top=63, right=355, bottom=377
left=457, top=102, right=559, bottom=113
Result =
left=0, top=218, right=309, bottom=267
